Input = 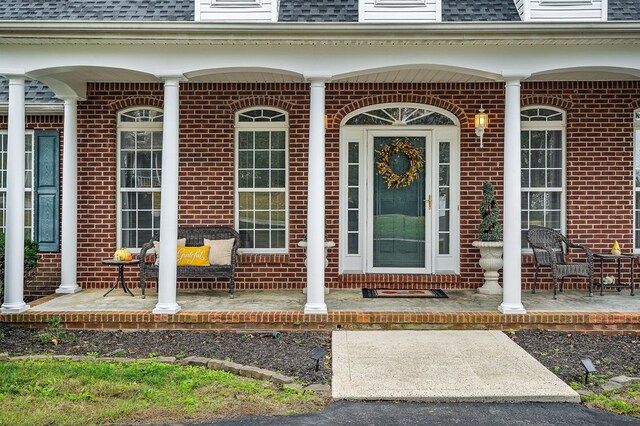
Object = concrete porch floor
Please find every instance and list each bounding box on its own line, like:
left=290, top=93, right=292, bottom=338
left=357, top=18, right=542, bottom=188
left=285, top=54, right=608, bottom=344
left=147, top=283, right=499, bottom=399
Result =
left=30, top=287, right=640, bottom=313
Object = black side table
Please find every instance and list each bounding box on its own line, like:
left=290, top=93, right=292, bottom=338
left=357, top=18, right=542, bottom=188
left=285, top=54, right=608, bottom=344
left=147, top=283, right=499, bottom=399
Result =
left=101, top=259, right=140, bottom=297
left=593, top=253, right=637, bottom=296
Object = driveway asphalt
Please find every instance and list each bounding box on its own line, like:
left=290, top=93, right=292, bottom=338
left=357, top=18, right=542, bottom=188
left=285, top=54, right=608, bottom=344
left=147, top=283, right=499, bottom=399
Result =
left=204, top=401, right=640, bottom=426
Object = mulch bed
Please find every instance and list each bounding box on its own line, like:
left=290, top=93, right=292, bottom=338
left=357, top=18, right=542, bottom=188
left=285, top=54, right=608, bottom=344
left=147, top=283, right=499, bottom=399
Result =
left=509, top=329, right=640, bottom=385
left=0, top=327, right=331, bottom=385
left=1, top=325, right=638, bottom=388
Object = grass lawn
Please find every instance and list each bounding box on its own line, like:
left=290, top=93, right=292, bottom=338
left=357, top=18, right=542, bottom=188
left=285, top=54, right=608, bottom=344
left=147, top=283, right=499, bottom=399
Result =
left=0, top=359, right=327, bottom=426
left=571, top=378, right=640, bottom=418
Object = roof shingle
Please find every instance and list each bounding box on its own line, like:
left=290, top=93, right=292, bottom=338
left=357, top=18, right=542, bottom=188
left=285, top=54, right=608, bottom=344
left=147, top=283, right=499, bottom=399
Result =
left=0, top=0, right=193, bottom=21
left=0, top=78, right=61, bottom=104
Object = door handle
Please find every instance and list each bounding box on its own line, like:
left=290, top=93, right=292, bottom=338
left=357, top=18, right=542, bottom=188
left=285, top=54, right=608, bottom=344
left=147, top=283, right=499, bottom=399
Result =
left=427, top=194, right=432, bottom=210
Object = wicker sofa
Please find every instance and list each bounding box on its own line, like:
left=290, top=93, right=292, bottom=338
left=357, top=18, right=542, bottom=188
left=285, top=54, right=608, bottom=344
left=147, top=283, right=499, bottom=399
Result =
left=139, top=226, right=241, bottom=299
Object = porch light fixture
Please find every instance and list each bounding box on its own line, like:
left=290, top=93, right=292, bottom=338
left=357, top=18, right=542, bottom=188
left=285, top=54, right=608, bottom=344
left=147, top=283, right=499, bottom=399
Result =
left=475, top=107, right=489, bottom=148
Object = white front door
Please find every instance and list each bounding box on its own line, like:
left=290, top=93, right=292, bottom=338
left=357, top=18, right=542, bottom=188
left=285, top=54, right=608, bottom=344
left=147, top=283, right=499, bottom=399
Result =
left=367, top=131, right=432, bottom=273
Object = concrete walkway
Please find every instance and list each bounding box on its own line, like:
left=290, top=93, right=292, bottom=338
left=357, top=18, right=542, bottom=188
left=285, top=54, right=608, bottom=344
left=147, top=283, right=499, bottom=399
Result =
left=332, top=330, right=580, bottom=402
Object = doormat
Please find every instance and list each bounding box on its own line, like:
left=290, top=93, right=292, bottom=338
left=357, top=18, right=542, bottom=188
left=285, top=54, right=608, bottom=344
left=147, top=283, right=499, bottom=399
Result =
left=362, top=288, right=448, bottom=299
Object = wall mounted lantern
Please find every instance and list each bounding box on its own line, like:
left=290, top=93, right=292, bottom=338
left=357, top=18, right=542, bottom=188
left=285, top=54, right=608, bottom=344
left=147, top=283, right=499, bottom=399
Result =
left=475, top=107, right=489, bottom=148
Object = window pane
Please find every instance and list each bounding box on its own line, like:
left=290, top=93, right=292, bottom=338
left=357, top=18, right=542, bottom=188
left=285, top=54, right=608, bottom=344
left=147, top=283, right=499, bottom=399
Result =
left=255, top=170, right=269, bottom=188
left=271, top=150, right=285, bottom=168
left=239, top=151, right=253, bottom=169
left=439, top=165, right=449, bottom=186
left=255, top=151, right=269, bottom=169
left=271, top=132, right=285, bottom=149
left=439, top=211, right=450, bottom=232
left=239, top=192, right=253, bottom=210
left=348, top=142, right=359, bottom=163
left=255, top=132, right=269, bottom=149
left=348, top=165, right=358, bottom=186
left=239, top=132, right=253, bottom=149
left=439, top=142, right=450, bottom=163
left=271, top=170, right=285, bottom=188
left=348, top=233, right=358, bottom=254
left=348, top=210, right=358, bottom=232
left=348, top=188, right=358, bottom=208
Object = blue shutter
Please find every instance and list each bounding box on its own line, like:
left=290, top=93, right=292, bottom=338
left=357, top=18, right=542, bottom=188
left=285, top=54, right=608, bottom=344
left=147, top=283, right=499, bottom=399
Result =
left=34, top=130, right=60, bottom=252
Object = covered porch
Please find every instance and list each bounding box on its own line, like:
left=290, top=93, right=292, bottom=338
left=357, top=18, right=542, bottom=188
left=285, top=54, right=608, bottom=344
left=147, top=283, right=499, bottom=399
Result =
left=2, top=22, right=640, bottom=320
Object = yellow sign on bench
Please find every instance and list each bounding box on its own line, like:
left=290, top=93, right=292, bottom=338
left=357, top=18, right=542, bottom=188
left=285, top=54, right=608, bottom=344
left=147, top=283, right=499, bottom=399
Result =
left=176, top=245, right=211, bottom=267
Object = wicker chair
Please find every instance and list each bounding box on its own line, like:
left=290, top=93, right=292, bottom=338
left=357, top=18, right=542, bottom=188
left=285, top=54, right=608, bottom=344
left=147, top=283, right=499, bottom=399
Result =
left=527, top=226, right=594, bottom=299
left=139, top=226, right=241, bottom=299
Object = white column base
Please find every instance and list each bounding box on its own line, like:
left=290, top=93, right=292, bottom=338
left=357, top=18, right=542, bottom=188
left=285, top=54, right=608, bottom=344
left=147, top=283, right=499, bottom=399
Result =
left=1, top=302, right=30, bottom=314
left=152, top=303, right=182, bottom=315
left=498, top=303, right=527, bottom=314
left=304, top=302, right=328, bottom=315
left=56, top=285, right=82, bottom=294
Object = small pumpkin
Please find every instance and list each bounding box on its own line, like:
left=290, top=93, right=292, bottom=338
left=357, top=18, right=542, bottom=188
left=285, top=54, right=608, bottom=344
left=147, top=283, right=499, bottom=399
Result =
left=114, top=248, right=132, bottom=261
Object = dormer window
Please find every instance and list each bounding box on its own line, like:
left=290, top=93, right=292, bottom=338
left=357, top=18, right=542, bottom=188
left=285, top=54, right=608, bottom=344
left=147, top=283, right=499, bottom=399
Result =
left=516, top=0, right=605, bottom=21
left=198, top=0, right=276, bottom=21
left=359, top=0, right=440, bottom=22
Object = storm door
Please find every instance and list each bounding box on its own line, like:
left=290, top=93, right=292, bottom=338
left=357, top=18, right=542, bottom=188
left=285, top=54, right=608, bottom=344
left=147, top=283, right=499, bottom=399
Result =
left=368, top=132, right=432, bottom=273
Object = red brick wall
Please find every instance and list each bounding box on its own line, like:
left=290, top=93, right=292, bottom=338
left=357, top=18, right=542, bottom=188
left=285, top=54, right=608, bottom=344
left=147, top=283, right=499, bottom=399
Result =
left=6, top=80, right=639, bottom=298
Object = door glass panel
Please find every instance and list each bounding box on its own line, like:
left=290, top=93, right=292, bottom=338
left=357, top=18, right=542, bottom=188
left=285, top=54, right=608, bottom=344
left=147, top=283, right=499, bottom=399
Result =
left=373, top=136, right=426, bottom=268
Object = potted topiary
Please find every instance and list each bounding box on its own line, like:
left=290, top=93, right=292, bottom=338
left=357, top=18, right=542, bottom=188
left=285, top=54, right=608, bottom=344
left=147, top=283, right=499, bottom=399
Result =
left=472, top=181, right=504, bottom=295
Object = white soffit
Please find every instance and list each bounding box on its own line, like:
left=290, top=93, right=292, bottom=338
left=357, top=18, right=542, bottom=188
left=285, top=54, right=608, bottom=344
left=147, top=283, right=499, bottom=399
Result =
left=528, top=70, right=640, bottom=81
left=188, top=71, right=304, bottom=83
left=335, top=68, right=495, bottom=83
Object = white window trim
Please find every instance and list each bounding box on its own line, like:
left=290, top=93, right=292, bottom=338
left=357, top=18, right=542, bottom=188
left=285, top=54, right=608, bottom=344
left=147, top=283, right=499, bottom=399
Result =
left=0, top=130, right=35, bottom=238
left=234, top=107, right=289, bottom=255
left=521, top=105, right=567, bottom=254
left=116, top=107, right=164, bottom=252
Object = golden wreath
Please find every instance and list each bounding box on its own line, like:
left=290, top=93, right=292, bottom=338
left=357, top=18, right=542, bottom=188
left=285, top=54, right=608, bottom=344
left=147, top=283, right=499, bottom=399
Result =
left=375, top=138, right=425, bottom=188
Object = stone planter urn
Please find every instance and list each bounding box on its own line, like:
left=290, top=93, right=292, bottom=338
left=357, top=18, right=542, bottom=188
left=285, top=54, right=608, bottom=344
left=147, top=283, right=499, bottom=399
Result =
left=472, top=240, right=504, bottom=295
left=298, top=239, right=335, bottom=295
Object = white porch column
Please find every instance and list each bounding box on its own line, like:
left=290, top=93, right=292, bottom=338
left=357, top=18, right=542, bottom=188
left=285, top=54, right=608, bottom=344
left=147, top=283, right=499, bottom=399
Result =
left=57, top=97, right=81, bottom=294
left=153, top=77, right=182, bottom=315
left=499, top=76, right=527, bottom=314
left=304, top=76, right=329, bottom=315
left=1, top=76, right=29, bottom=313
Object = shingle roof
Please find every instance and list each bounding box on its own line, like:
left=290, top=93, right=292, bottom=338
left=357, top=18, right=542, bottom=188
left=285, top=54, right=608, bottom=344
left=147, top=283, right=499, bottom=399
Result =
left=0, top=79, right=61, bottom=104
left=442, top=0, right=521, bottom=22
left=608, top=0, right=640, bottom=20
left=0, top=0, right=637, bottom=22
left=0, top=0, right=193, bottom=21
left=279, top=0, right=358, bottom=23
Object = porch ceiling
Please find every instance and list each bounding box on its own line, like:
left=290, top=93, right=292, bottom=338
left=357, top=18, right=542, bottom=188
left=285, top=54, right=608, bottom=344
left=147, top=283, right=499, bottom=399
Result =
left=334, top=68, right=495, bottom=83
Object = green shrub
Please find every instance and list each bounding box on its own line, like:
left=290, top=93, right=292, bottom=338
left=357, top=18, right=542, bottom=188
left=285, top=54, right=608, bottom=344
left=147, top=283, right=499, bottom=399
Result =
left=0, top=233, right=40, bottom=301
left=478, top=181, right=502, bottom=242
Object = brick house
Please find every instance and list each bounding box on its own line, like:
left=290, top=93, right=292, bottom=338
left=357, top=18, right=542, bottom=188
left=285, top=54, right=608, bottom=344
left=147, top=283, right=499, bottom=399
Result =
left=1, top=0, right=640, bottom=316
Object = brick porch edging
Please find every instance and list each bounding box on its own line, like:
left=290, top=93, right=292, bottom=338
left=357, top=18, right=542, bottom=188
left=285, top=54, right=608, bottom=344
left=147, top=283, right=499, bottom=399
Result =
left=2, top=310, right=639, bottom=333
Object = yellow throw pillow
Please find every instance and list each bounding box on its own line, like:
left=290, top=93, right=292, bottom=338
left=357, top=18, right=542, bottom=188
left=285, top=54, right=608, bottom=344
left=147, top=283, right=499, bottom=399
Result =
left=204, top=238, right=235, bottom=266
left=176, top=245, right=211, bottom=267
left=153, top=238, right=186, bottom=265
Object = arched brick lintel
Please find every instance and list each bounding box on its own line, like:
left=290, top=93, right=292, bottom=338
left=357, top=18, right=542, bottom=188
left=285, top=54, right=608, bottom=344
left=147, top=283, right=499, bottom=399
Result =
left=331, top=94, right=467, bottom=129
left=108, top=96, right=164, bottom=112
left=227, top=97, right=296, bottom=114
